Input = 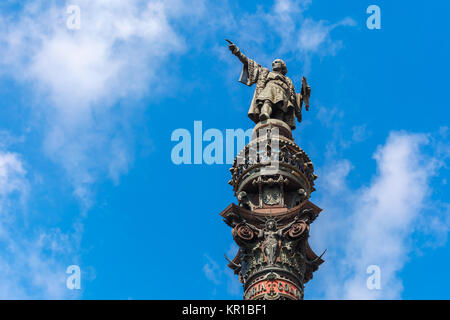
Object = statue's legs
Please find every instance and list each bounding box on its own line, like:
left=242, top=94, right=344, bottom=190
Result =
left=260, top=100, right=272, bottom=121
left=271, top=103, right=285, bottom=121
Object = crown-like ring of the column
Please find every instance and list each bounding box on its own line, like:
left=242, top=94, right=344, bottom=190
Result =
left=228, top=136, right=317, bottom=196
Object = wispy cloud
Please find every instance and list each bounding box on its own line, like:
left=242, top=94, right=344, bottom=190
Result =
left=203, top=254, right=222, bottom=286
left=222, top=0, right=357, bottom=74
left=203, top=243, right=241, bottom=298
left=0, top=149, right=78, bottom=299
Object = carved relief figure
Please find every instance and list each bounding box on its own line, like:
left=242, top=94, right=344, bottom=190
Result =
left=247, top=217, right=302, bottom=265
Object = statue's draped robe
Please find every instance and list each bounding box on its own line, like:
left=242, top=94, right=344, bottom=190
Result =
left=239, top=58, right=298, bottom=129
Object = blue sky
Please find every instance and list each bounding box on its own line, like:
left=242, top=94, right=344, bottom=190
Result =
left=0, top=0, right=449, bottom=299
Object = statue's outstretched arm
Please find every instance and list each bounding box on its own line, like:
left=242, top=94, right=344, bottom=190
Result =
left=246, top=222, right=262, bottom=235
left=280, top=216, right=300, bottom=233
left=226, top=39, right=248, bottom=65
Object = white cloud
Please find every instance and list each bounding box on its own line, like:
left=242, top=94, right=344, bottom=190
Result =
left=310, top=131, right=449, bottom=299
left=0, top=151, right=27, bottom=201
left=297, top=17, right=356, bottom=55
left=228, top=0, right=356, bottom=73
left=0, top=0, right=198, bottom=206
left=1, top=1, right=187, bottom=107
left=352, top=124, right=369, bottom=142
left=0, top=228, right=77, bottom=299
left=203, top=243, right=242, bottom=297
left=342, top=133, right=433, bottom=299
left=0, top=150, right=77, bottom=299
left=320, top=159, right=353, bottom=196
left=203, top=254, right=221, bottom=286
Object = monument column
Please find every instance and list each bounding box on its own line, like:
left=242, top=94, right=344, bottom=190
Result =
left=220, top=40, right=324, bottom=300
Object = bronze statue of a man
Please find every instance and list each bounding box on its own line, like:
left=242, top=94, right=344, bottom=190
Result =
left=227, top=39, right=310, bottom=130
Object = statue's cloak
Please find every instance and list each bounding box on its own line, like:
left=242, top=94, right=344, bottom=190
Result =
left=239, top=58, right=298, bottom=129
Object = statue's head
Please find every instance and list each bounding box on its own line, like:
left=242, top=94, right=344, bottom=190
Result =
left=265, top=219, right=277, bottom=231
left=237, top=191, right=247, bottom=201
left=272, top=59, right=287, bottom=75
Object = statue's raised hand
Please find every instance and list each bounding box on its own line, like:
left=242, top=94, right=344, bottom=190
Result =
left=226, top=39, right=239, bottom=55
